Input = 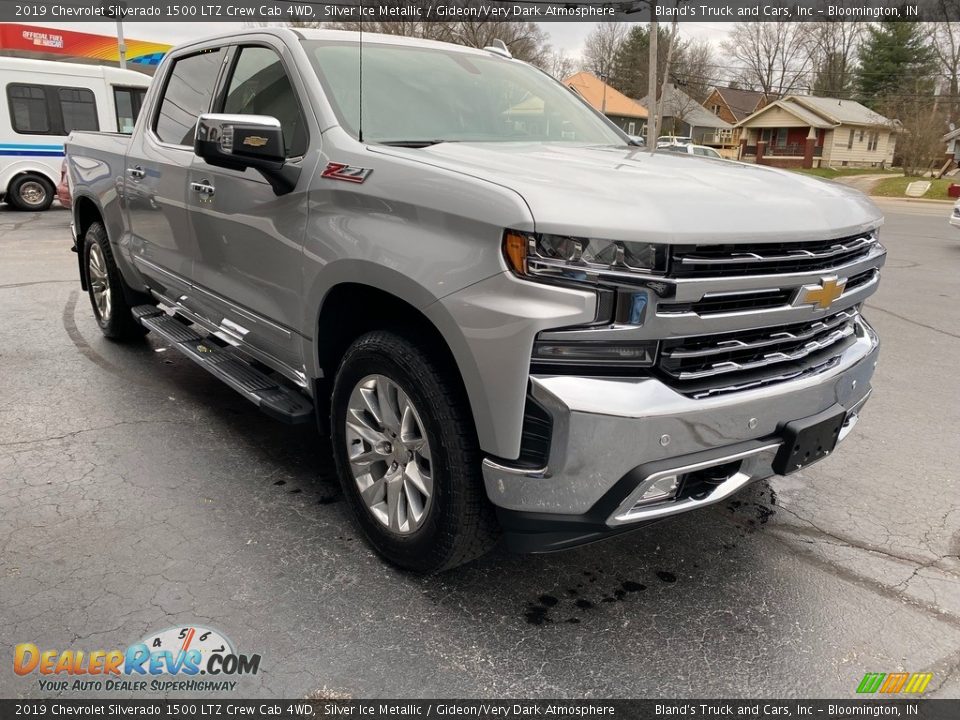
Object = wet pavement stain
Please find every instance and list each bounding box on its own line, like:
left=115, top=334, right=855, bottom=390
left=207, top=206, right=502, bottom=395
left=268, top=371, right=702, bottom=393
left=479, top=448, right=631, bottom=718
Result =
left=656, top=571, right=677, bottom=583
left=622, top=581, right=646, bottom=592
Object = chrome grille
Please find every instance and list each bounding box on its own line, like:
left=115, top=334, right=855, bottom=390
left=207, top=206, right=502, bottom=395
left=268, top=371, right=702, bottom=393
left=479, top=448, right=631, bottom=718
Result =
left=658, top=310, right=859, bottom=397
left=671, top=233, right=877, bottom=278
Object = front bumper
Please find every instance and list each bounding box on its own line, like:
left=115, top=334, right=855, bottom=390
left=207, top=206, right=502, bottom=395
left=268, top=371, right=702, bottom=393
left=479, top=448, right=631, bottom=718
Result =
left=484, top=315, right=879, bottom=552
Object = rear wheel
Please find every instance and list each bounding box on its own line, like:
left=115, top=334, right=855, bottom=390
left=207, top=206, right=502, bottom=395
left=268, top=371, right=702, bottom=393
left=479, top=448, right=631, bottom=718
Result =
left=83, top=222, right=146, bottom=340
left=8, top=173, right=55, bottom=211
left=331, top=330, right=499, bottom=573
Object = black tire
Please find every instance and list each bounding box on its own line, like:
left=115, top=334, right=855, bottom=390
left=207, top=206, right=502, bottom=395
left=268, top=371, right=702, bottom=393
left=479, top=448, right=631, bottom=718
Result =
left=8, top=173, right=55, bottom=211
left=83, top=222, right=147, bottom=340
left=331, top=330, right=499, bottom=573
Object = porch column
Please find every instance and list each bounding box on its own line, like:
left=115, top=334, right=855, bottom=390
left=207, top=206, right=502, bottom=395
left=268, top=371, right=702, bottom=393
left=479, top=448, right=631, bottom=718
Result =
left=739, top=137, right=748, bottom=160
left=803, top=126, right=817, bottom=169
left=756, top=140, right=767, bottom=165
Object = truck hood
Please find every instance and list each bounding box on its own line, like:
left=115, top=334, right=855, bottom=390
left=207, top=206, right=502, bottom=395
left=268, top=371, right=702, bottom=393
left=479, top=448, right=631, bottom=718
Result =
left=371, top=142, right=883, bottom=244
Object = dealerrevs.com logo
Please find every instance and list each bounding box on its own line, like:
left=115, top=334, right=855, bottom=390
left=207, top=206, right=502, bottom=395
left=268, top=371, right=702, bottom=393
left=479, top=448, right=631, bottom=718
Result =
left=14, top=625, right=261, bottom=693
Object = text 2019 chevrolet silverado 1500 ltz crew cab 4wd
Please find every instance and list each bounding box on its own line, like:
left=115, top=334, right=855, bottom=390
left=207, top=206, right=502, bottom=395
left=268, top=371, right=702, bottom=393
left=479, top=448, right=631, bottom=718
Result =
left=66, top=28, right=885, bottom=572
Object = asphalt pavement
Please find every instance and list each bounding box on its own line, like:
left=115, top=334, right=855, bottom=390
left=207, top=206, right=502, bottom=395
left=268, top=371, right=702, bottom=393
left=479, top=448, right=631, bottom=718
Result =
left=1, top=198, right=958, bottom=699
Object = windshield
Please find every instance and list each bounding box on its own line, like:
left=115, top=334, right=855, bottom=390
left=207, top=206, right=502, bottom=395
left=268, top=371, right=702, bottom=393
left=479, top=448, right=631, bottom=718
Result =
left=302, top=40, right=625, bottom=146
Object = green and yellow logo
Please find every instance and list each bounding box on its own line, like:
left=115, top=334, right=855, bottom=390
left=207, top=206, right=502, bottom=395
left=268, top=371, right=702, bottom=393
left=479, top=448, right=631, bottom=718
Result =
left=857, top=672, right=933, bottom=694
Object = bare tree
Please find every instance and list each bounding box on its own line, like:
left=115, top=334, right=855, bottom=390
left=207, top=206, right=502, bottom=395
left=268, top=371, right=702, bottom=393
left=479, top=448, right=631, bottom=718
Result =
left=927, top=2, right=960, bottom=117
left=582, top=22, right=630, bottom=86
left=673, top=39, right=715, bottom=102
left=804, top=20, right=863, bottom=97
left=721, top=22, right=812, bottom=97
left=543, top=49, right=577, bottom=81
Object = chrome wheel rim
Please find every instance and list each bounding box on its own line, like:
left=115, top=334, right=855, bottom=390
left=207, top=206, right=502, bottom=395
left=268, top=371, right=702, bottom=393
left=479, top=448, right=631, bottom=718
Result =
left=88, top=243, right=111, bottom=323
left=20, top=180, right=46, bottom=207
left=345, top=374, right=434, bottom=535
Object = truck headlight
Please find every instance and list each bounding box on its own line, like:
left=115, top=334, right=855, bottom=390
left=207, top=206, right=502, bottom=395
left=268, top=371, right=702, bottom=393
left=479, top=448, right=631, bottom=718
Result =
left=504, top=230, right=668, bottom=283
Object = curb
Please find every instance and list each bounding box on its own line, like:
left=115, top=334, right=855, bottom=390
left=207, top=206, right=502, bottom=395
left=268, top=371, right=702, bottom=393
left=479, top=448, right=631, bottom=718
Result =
left=870, top=196, right=955, bottom=205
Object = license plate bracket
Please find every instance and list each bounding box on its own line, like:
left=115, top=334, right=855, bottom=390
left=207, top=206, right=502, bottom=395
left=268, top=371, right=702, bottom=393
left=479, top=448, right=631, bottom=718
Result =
left=773, top=404, right=848, bottom=475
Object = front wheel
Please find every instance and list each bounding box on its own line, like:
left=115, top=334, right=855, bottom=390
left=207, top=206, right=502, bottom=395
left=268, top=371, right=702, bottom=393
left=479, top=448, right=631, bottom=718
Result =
left=331, top=331, right=499, bottom=573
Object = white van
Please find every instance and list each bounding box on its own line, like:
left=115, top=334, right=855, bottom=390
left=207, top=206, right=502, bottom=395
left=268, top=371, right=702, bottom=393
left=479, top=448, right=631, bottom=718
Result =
left=1, top=57, right=151, bottom=211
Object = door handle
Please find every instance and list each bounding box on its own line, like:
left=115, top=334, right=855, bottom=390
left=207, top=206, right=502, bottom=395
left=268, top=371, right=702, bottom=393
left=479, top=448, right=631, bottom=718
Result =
left=190, top=181, right=215, bottom=196
left=127, top=166, right=145, bottom=179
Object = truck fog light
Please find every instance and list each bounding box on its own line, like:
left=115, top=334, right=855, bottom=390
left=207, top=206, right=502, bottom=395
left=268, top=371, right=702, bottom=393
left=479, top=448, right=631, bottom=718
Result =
left=531, top=339, right=657, bottom=367
left=637, top=475, right=680, bottom=505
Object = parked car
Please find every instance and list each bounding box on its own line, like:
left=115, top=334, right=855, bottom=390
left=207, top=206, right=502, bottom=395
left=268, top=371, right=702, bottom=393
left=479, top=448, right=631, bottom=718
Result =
left=56, top=159, right=71, bottom=209
left=628, top=135, right=646, bottom=147
left=951, top=199, right=960, bottom=229
left=656, top=135, right=693, bottom=147
left=660, top=144, right=724, bottom=159
left=0, top=57, right=149, bottom=212
left=66, top=28, right=885, bottom=572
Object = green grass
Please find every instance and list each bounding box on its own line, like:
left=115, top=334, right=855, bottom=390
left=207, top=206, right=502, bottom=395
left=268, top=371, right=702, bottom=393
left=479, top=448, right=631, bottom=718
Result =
left=792, top=167, right=902, bottom=179
left=871, top=176, right=956, bottom=201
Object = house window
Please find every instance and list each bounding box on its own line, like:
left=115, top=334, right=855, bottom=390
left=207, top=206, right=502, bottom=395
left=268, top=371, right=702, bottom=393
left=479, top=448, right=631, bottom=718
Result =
left=859, top=129, right=865, bottom=142
left=848, top=129, right=855, bottom=149
left=868, top=132, right=879, bottom=152
left=627, top=121, right=636, bottom=134
left=711, top=104, right=721, bottom=115
left=775, top=128, right=788, bottom=146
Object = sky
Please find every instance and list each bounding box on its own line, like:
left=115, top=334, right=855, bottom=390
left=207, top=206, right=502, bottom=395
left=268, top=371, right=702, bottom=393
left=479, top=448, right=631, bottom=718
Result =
left=24, top=20, right=737, bottom=61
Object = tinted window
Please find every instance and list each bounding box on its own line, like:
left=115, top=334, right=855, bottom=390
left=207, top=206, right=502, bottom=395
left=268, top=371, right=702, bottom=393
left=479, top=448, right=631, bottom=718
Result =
left=8, top=84, right=50, bottom=134
left=114, top=86, right=146, bottom=134
left=223, top=46, right=307, bottom=157
left=155, top=49, right=223, bottom=145
left=58, top=87, right=99, bottom=132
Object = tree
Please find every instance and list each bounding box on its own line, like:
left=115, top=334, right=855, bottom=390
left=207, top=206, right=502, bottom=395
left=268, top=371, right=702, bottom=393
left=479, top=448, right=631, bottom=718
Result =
left=672, top=39, right=715, bottom=102
left=927, top=1, right=960, bottom=118
left=542, top=49, right=577, bottom=81
left=806, top=21, right=864, bottom=97
left=609, top=23, right=677, bottom=101
left=582, top=22, right=630, bottom=86
left=721, top=22, right=812, bottom=97
left=856, top=21, right=936, bottom=110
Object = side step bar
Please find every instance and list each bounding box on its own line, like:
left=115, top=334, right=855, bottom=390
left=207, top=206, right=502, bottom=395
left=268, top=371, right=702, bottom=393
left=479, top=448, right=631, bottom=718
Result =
left=132, top=305, right=314, bottom=424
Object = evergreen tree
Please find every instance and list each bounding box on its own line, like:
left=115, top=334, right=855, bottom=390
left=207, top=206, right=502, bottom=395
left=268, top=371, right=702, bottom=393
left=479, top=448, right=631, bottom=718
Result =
left=856, top=20, right=936, bottom=109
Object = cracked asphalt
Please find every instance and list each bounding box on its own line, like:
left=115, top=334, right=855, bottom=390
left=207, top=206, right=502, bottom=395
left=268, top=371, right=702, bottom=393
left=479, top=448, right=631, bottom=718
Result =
left=1, top=199, right=958, bottom=699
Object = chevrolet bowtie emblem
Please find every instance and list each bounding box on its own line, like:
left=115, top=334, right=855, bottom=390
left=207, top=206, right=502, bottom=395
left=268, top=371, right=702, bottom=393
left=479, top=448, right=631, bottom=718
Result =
left=796, top=276, right=847, bottom=310
left=242, top=136, right=268, bottom=148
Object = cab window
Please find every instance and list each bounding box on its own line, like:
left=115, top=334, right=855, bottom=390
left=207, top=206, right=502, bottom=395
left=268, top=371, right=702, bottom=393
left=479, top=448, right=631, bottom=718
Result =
left=154, top=48, right=224, bottom=146
left=222, top=46, right=307, bottom=157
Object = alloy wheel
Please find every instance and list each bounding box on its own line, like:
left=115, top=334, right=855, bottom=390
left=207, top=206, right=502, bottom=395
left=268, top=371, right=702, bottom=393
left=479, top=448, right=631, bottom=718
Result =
left=88, top=243, right=112, bottom=323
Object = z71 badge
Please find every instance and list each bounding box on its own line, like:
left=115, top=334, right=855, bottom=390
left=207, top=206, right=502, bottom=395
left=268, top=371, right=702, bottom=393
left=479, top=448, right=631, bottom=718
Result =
left=321, top=162, right=372, bottom=184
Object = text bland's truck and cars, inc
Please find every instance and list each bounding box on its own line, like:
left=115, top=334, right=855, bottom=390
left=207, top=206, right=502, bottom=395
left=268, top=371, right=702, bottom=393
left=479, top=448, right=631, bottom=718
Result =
left=65, top=27, right=885, bottom=572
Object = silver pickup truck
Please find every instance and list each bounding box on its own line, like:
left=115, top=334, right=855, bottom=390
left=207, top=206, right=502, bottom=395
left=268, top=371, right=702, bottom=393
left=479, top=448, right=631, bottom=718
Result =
left=66, top=28, right=885, bottom=572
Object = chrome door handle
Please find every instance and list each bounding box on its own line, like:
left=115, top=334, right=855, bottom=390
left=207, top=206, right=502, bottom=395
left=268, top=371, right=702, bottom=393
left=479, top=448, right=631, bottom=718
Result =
left=127, top=166, right=145, bottom=179
left=190, top=181, right=215, bottom=196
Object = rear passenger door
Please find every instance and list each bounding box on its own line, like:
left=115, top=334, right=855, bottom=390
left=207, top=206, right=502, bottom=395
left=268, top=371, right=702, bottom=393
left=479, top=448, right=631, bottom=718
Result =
left=185, top=42, right=311, bottom=379
left=126, top=47, right=225, bottom=303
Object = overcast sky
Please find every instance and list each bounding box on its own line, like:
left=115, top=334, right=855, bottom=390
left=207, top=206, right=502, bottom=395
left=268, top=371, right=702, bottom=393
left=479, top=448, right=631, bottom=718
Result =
left=25, top=20, right=737, bottom=60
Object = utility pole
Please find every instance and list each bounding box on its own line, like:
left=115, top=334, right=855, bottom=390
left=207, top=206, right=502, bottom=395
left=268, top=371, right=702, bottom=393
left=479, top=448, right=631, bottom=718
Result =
left=116, top=19, right=127, bottom=70
left=103, top=1, right=127, bottom=69
left=646, top=5, right=658, bottom=152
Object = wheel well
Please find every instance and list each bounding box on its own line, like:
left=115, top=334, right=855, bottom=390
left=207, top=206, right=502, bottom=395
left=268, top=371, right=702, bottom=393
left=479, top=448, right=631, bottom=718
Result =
left=73, top=196, right=103, bottom=241
left=7, top=170, right=56, bottom=194
left=314, top=283, right=471, bottom=433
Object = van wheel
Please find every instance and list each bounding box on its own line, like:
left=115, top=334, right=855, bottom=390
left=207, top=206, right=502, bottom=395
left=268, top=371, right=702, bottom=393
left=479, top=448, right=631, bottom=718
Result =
left=8, top=173, right=54, bottom=211
left=83, top=222, right=147, bottom=340
left=331, top=331, right=499, bottom=573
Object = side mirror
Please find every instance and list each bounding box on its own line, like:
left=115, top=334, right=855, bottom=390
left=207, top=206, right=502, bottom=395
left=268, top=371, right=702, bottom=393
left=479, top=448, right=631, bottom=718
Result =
left=194, top=114, right=299, bottom=195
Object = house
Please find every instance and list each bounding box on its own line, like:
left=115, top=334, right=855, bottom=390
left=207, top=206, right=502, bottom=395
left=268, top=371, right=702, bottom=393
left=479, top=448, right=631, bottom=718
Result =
left=563, top=71, right=648, bottom=135
left=638, top=83, right=732, bottom=148
left=735, top=95, right=899, bottom=169
left=943, top=126, right=960, bottom=161
left=702, top=86, right=769, bottom=147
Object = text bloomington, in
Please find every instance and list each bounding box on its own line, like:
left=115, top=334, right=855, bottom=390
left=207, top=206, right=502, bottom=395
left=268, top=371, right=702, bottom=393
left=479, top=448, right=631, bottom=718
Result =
left=656, top=3, right=920, bottom=18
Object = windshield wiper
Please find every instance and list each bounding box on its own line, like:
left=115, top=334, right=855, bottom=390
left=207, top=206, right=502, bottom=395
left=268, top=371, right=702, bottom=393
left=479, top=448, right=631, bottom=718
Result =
left=376, top=140, right=456, bottom=148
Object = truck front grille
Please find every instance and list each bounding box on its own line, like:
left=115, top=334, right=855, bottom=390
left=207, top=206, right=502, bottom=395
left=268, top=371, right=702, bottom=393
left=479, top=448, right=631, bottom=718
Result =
left=658, top=309, right=859, bottom=398
left=671, top=233, right=878, bottom=278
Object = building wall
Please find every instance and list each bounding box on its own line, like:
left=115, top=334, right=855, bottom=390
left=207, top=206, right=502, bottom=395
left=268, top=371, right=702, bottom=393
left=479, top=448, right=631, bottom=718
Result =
left=742, top=106, right=812, bottom=129
left=607, top=114, right=645, bottom=135
left=822, top=126, right=895, bottom=167
left=704, top=89, right=736, bottom=125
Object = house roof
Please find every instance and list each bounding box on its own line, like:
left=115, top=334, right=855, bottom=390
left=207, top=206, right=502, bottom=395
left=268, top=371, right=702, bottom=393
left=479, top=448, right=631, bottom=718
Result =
left=943, top=126, right=960, bottom=142
left=736, top=95, right=897, bottom=129
left=639, top=84, right=731, bottom=129
left=711, top=87, right=768, bottom=122
left=563, top=71, right=648, bottom=119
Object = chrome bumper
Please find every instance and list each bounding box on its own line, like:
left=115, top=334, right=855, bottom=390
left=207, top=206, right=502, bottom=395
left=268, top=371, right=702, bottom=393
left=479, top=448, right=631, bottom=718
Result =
left=483, top=315, right=879, bottom=527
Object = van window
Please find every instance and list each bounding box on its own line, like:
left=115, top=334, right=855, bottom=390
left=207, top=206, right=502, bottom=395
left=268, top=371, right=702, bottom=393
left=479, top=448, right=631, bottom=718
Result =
left=114, top=86, right=146, bottom=134
left=7, top=83, right=100, bottom=135
left=154, top=49, right=224, bottom=146
left=58, top=87, right=99, bottom=132
left=222, top=46, right=307, bottom=157
left=8, top=84, right=50, bottom=134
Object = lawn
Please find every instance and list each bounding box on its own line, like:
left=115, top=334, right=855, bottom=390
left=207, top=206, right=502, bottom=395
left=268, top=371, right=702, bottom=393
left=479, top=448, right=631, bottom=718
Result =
left=871, top=176, right=956, bottom=201
left=792, top=167, right=902, bottom=179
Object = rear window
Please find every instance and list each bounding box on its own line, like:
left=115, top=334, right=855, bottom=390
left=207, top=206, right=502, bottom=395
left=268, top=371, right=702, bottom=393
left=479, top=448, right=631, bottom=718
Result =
left=154, top=49, right=223, bottom=146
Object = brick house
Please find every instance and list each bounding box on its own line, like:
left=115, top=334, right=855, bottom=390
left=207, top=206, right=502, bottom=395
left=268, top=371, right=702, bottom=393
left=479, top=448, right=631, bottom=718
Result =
left=702, top=87, right=769, bottom=147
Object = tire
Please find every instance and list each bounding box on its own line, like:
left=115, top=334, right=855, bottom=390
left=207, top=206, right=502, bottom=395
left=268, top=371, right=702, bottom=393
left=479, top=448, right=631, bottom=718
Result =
left=83, top=222, right=147, bottom=340
left=331, top=330, right=499, bottom=573
left=8, top=173, right=55, bottom=211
